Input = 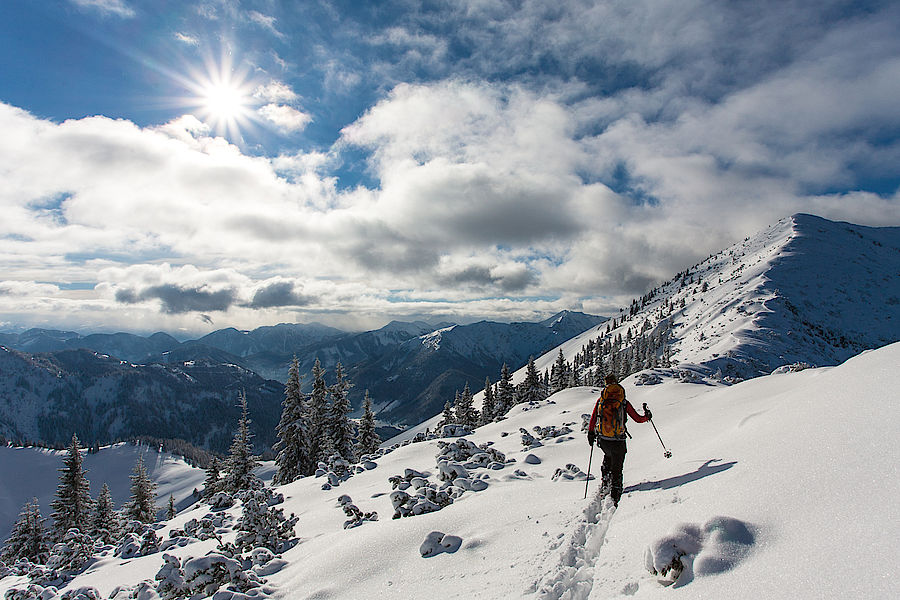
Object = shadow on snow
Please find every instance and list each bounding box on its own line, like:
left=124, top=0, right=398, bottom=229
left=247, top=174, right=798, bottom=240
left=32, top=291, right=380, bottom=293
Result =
left=625, top=459, right=736, bottom=493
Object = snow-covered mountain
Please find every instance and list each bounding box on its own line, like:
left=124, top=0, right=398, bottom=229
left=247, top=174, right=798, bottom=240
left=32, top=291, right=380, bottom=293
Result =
left=0, top=347, right=283, bottom=454
left=351, top=310, right=608, bottom=425
left=2, top=342, right=897, bottom=599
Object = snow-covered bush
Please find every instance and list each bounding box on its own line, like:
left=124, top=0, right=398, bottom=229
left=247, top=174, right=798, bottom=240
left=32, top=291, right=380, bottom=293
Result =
left=5, top=583, right=61, bottom=600
left=635, top=372, right=663, bottom=385
left=207, top=491, right=235, bottom=510
left=182, top=553, right=263, bottom=597
left=44, top=528, right=95, bottom=577
left=771, top=362, right=814, bottom=374
left=60, top=587, right=102, bottom=600
left=155, top=553, right=186, bottom=599
left=551, top=464, right=589, bottom=481
left=419, top=531, right=462, bottom=558
left=341, top=503, right=379, bottom=529
left=234, top=489, right=298, bottom=553
left=440, top=424, right=473, bottom=438
left=388, top=468, right=428, bottom=491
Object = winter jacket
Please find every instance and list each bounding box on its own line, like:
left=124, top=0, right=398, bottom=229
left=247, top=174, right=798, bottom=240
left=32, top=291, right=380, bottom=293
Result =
left=588, top=383, right=649, bottom=440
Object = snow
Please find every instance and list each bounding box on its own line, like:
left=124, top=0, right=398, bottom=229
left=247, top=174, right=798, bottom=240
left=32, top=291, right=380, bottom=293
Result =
left=5, top=342, right=898, bottom=598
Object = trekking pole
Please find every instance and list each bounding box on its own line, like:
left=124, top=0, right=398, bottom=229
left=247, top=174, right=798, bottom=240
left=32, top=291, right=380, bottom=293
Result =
left=584, top=442, right=594, bottom=499
left=644, top=403, right=672, bottom=458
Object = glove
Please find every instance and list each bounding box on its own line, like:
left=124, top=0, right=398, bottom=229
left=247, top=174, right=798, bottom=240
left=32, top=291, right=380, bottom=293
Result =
left=644, top=408, right=653, bottom=420
left=587, top=430, right=595, bottom=446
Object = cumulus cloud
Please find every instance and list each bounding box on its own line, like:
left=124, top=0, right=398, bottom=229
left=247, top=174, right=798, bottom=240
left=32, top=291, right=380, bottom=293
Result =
left=257, top=104, right=312, bottom=133
left=247, top=280, right=314, bottom=308
left=116, top=284, right=236, bottom=314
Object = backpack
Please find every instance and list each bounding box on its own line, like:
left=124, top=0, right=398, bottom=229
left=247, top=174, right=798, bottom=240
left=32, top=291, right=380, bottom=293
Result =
left=595, top=383, right=627, bottom=439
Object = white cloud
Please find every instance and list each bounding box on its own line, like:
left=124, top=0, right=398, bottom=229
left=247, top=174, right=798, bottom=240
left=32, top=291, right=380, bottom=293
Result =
left=257, top=104, right=312, bottom=133
left=247, top=10, right=284, bottom=38
left=70, top=0, right=135, bottom=18
left=174, top=32, right=200, bottom=46
left=254, top=81, right=298, bottom=104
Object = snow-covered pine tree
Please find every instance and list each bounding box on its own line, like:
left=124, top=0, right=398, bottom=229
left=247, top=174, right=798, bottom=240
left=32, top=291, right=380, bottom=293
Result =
left=273, top=357, right=312, bottom=484
left=327, top=362, right=355, bottom=463
left=1, top=498, right=49, bottom=564
left=51, top=433, right=94, bottom=539
left=454, top=382, right=478, bottom=429
left=479, top=377, right=495, bottom=425
left=202, top=457, right=223, bottom=498
left=355, top=390, right=380, bottom=457
left=496, top=363, right=515, bottom=416
left=550, top=349, right=569, bottom=394
left=167, top=495, right=177, bottom=520
left=437, top=400, right=455, bottom=429
left=124, top=452, right=157, bottom=523
left=223, top=390, right=260, bottom=493
left=307, top=358, right=330, bottom=465
left=92, top=482, right=120, bottom=543
left=517, top=356, right=546, bottom=404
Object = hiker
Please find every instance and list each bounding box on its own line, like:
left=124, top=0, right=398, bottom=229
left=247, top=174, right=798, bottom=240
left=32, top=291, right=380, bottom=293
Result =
left=587, top=374, right=652, bottom=506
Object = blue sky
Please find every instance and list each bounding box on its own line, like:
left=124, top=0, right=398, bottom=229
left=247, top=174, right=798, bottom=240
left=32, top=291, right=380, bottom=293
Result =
left=1, top=0, right=899, bottom=335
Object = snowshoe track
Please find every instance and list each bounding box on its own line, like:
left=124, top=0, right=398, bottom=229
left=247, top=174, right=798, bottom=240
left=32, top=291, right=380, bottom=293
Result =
left=534, top=488, right=616, bottom=599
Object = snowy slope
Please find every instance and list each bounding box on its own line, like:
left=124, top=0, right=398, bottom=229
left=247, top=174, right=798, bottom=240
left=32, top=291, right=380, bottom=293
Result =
left=4, top=343, right=898, bottom=599
left=0, top=443, right=205, bottom=541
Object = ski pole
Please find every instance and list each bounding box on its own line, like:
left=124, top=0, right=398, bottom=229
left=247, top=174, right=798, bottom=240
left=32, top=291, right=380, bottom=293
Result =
left=584, top=442, right=594, bottom=499
left=644, top=403, right=672, bottom=459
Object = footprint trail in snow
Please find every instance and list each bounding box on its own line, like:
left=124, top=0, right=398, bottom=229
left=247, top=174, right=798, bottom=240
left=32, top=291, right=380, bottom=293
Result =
left=533, top=487, right=616, bottom=600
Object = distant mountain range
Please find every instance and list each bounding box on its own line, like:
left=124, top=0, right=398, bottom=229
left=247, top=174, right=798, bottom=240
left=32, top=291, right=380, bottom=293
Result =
left=0, top=311, right=606, bottom=450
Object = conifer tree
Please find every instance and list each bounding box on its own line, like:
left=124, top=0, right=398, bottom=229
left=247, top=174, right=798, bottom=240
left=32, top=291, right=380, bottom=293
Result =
left=167, top=495, right=177, bottom=520
left=51, top=434, right=94, bottom=539
left=355, top=390, right=381, bottom=458
left=517, top=356, right=546, bottom=404
left=479, top=376, right=495, bottom=425
left=124, top=453, right=157, bottom=523
left=202, top=457, right=223, bottom=498
left=437, top=400, right=455, bottom=429
left=1, top=498, right=49, bottom=564
left=327, top=362, right=355, bottom=463
left=496, top=363, right=515, bottom=417
left=550, top=349, right=569, bottom=394
left=455, top=382, right=478, bottom=429
left=274, top=357, right=312, bottom=484
left=223, top=390, right=260, bottom=493
left=307, top=358, right=330, bottom=464
left=92, top=483, right=120, bottom=543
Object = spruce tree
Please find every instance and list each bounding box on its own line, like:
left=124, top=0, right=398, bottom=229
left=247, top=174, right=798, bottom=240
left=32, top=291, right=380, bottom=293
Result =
left=496, top=363, right=515, bottom=417
left=223, top=390, right=260, bottom=493
left=437, top=400, right=455, bottom=429
left=550, top=349, right=569, bottom=394
left=355, top=390, right=381, bottom=458
left=274, top=357, right=312, bottom=484
left=92, top=483, right=120, bottom=543
left=480, top=376, right=495, bottom=425
left=124, top=453, right=157, bottom=523
left=51, top=434, right=94, bottom=539
left=167, top=495, right=177, bottom=520
left=307, top=358, right=330, bottom=465
left=203, top=457, right=223, bottom=498
left=455, top=382, right=478, bottom=429
left=518, top=356, right=546, bottom=404
left=1, top=498, right=49, bottom=564
left=327, top=362, right=355, bottom=463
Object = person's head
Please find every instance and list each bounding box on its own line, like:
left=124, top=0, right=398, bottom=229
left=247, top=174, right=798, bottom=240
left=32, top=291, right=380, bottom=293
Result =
left=605, top=374, right=618, bottom=385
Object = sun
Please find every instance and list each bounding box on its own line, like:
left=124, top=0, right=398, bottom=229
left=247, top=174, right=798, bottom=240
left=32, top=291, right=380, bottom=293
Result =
left=183, top=53, right=259, bottom=142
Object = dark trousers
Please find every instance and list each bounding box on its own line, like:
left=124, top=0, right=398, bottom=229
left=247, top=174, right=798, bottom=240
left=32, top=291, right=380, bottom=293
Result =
left=597, top=438, right=627, bottom=504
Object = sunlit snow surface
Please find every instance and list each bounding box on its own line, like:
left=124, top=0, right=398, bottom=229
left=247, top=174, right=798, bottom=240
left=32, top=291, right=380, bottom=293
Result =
left=3, top=342, right=898, bottom=599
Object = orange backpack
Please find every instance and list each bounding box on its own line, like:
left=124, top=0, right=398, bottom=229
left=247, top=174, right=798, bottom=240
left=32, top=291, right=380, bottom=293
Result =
left=596, top=383, right=627, bottom=439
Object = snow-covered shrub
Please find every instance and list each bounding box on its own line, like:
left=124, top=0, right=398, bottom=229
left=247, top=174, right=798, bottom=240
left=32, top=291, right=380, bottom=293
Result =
left=248, top=547, right=288, bottom=577
left=45, top=528, right=95, bottom=576
left=155, top=553, right=186, bottom=599
left=436, top=438, right=504, bottom=465
left=60, top=587, right=102, bottom=600
left=182, top=553, right=263, bottom=597
left=437, top=461, right=469, bottom=482
left=644, top=517, right=755, bottom=587
left=183, top=515, right=227, bottom=541
left=531, top=425, right=573, bottom=443
left=520, top=428, right=541, bottom=449
left=342, top=503, right=379, bottom=529
left=115, top=533, right=142, bottom=559
left=4, top=583, right=61, bottom=600
left=771, top=362, right=814, bottom=374
left=139, top=529, right=160, bottom=556
left=440, top=424, right=473, bottom=438
left=419, top=531, right=462, bottom=558
left=208, top=491, right=235, bottom=510
left=551, top=464, right=589, bottom=481
left=635, top=372, right=663, bottom=386
left=234, top=489, right=298, bottom=553
left=388, top=468, right=428, bottom=491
